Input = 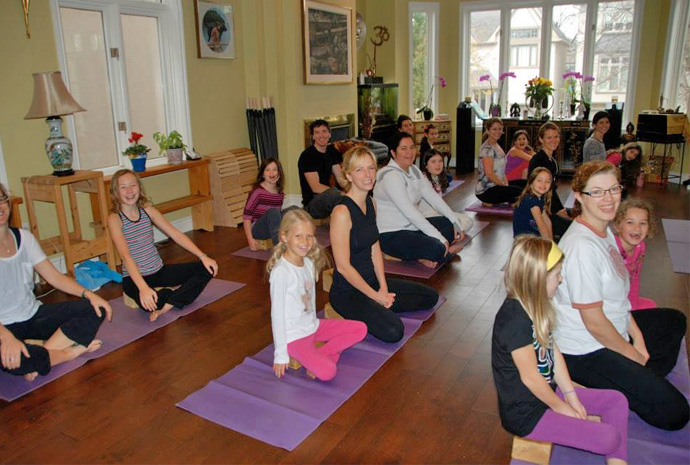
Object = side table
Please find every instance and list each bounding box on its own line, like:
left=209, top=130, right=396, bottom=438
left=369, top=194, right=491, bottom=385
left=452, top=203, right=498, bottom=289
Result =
left=21, top=170, right=116, bottom=276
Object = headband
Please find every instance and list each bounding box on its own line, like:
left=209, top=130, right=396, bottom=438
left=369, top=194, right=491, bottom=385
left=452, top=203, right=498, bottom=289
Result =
left=547, top=241, right=563, bottom=271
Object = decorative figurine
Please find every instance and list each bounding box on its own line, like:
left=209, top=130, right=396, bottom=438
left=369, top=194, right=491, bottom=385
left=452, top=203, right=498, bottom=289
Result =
left=622, top=122, right=637, bottom=144
left=510, top=102, right=521, bottom=118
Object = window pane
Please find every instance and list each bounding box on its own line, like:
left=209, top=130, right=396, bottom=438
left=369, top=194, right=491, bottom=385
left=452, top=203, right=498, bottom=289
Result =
left=411, top=12, right=429, bottom=111
left=593, top=0, right=635, bottom=109
left=470, top=10, right=500, bottom=112
left=507, top=8, right=542, bottom=107
left=59, top=8, right=119, bottom=170
left=121, top=14, right=166, bottom=159
left=677, top=17, right=690, bottom=112
left=551, top=4, right=587, bottom=115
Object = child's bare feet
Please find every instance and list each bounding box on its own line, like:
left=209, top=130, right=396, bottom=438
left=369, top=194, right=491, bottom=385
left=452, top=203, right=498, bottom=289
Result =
left=418, top=258, right=438, bottom=269
left=448, top=243, right=464, bottom=255
left=24, top=372, right=38, bottom=381
left=149, top=303, right=173, bottom=322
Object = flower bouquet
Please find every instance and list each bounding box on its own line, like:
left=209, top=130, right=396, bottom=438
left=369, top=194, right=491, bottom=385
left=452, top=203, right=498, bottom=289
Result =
left=525, top=76, right=554, bottom=118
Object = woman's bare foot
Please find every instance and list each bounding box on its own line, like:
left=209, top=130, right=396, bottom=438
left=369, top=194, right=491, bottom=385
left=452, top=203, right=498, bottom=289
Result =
left=149, top=303, right=174, bottom=322
left=24, top=372, right=38, bottom=381
left=418, top=258, right=438, bottom=269
left=481, top=202, right=494, bottom=208
left=448, top=243, right=464, bottom=255
left=24, top=339, right=44, bottom=346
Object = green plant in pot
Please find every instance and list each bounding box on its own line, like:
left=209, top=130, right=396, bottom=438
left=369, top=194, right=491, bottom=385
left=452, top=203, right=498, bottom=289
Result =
left=123, top=131, right=150, bottom=172
left=153, top=130, right=187, bottom=165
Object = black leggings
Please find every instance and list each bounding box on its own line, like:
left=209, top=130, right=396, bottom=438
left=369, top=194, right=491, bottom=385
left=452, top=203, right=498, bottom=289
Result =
left=563, top=308, right=689, bottom=431
left=476, top=181, right=523, bottom=204
left=379, top=216, right=454, bottom=262
left=1, top=300, right=105, bottom=376
left=330, top=278, right=439, bottom=343
left=123, top=262, right=213, bottom=312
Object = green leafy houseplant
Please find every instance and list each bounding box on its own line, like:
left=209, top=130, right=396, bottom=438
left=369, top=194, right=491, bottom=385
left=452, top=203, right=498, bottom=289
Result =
left=152, top=130, right=187, bottom=155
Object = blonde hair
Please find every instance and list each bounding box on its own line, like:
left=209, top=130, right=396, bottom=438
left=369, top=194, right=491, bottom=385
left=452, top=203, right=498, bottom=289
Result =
left=570, top=161, right=620, bottom=217
left=514, top=167, right=552, bottom=214
left=614, top=198, right=658, bottom=239
left=265, top=209, right=330, bottom=279
left=109, top=169, right=151, bottom=213
left=341, top=146, right=377, bottom=192
left=504, top=235, right=561, bottom=347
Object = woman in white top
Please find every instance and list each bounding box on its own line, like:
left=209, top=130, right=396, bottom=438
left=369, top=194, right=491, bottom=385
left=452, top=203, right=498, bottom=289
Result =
left=553, top=161, right=688, bottom=431
left=0, top=183, right=111, bottom=381
left=475, top=118, right=523, bottom=205
left=374, top=131, right=465, bottom=268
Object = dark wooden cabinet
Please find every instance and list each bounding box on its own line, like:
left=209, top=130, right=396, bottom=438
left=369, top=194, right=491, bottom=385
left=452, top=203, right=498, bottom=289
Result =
left=482, top=118, right=590, bottom=174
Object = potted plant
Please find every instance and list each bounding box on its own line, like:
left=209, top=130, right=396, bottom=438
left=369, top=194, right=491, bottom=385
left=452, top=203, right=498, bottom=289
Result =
left=153, top=130, right=187, bottom=164
left=123, top=131, right=150, bottom=172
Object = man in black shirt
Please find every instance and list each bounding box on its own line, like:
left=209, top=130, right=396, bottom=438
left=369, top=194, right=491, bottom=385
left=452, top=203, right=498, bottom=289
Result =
left=298, top=120, right=346, bottom=219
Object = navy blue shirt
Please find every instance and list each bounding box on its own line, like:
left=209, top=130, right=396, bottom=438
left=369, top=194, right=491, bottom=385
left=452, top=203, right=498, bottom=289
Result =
left=513, top=194, right=544, bottom=237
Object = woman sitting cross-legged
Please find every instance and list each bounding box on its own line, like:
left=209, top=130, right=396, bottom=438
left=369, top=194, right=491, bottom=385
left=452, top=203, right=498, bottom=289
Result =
left=0, top=183, right=111, bottom=381
left=374, top=131, right=465, bottom=268
left=330, top=146, right=439, bottom=343
left=475, top=118, right=524, bottom=206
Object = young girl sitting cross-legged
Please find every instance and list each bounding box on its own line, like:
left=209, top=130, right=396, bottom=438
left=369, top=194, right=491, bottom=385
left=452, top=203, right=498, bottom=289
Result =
left=492, top=235, right=629, bottom=465
left=267, top=209, right=367, bottom=381
left=107, top=169, right=218, bottom=322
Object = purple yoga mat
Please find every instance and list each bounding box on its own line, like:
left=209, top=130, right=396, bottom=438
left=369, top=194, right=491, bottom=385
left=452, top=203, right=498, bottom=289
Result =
left=662, top=219, right=690, bottom=243
left=176, top=296, right=446, bottom=450
left=666, top=241, right=690, bottom=274
left=0, top=279, right=244, bottom=402
left=511, top=340, right=690, bottom=465
left=466, top=200, right=514, bottom=216
left=383, top=221, right=490, bottom=279
left=232, top=224, right=331, bottom=261
left=442, top=179, right=465, bottom=197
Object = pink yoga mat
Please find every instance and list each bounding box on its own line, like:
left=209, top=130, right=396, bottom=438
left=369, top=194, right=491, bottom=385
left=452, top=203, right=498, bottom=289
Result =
left=232, top=224, right=331, bottom=261
left=466, top=200, right=514, bottom=216
left=383, top=221, right=490, bottom=279
left=0, top=279, right=245, bottom=402
left=176, top=297, right=446, bottom=450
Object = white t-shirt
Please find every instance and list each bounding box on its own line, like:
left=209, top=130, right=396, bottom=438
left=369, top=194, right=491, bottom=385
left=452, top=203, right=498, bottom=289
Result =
left=0, top=229, right=47, bottom=325
left=269, top=256, right=319, bottom=364
left=553, top=218, right=631, bottom=355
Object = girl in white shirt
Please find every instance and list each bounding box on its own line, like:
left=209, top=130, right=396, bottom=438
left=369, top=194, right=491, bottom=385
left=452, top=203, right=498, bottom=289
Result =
left=267, top=209, right=366, bottom=381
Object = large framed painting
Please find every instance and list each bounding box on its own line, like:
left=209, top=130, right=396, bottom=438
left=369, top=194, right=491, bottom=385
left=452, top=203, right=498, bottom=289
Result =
left=302, top=0, right=353, bottom=85
left=195, top=0, right=236, bottom=59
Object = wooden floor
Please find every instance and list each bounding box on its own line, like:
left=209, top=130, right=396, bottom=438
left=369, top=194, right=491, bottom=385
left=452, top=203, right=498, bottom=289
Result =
left=0, top=172, right=688, bottom=464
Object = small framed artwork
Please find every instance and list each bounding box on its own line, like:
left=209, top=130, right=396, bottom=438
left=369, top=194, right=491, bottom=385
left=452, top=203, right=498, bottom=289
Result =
left=194, top=0, right=236, bottom=59
left=302, top=0, right=353, bottom=85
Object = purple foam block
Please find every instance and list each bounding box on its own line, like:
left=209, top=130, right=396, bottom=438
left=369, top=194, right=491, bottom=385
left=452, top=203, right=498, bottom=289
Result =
left=662, top=219, right=690, bottom=244
left=176, top=298, right=446, bottom=450
left=442, top=180, right=465, bottom=197
left=382, top=221, right=490, bottom=279
left=466, top=200, right=514, bottom=216
left=0, top=279, right=245, bottom=402
left=232, top=224, right=331, bottom=261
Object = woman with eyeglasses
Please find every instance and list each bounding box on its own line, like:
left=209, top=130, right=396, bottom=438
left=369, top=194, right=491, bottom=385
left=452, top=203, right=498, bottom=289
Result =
left=552, top=161, right=688, bottom=431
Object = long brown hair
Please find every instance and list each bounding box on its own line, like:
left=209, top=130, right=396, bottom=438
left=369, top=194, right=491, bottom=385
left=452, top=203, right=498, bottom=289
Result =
left=482, top=117, right=503, bottom=143
left=0, top=183, right=11, bottom=225
left=252, top=157, right=285, bottom=193
left=341, top=146, right=377, bottom=193
left=265, top=209, right=330, bottom=280
left=514, top=167, right=552, bottom=214
left=109, top=169, right=151, bottom=213
left=570, top=161, right=620, bottom=217
left=504, top=235, right=561, bottom=347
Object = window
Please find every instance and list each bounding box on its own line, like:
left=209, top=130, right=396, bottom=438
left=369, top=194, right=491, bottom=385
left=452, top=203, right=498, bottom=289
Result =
left=661, top=0, right=690, bottom=112
left=51, top=0, right=189, bottom=172
left=461, top=0, right=641, bottom=124
left=409, top=3, right=439, bottom=114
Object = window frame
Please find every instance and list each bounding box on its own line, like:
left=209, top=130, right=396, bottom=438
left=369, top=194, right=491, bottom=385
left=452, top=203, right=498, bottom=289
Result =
left=459, top=0, right=643, bottom=125
left=49, top=0, right=191, bottom=175
left=409, top=2, right=440, bottom=115
left=660, top=0, right=690, bottom=111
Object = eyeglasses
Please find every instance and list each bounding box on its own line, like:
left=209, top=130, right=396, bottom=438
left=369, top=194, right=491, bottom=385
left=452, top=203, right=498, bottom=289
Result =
left=581, top=185, right=624, bottom=198
left=0, top=195, right=9, bottom=205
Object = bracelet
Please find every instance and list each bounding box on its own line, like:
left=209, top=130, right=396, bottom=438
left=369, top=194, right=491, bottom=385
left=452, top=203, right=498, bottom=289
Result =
left=80, top=289, right=88, bottom=299
left=562, top=390, right=576, bottom=396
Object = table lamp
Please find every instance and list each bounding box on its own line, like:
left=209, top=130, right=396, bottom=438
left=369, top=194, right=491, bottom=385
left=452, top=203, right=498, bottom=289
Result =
left=24, top=71, right=86, bottom=176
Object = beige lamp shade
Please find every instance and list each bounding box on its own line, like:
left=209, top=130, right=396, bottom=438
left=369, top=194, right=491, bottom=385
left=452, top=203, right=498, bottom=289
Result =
left=24, top=71, right=86, bottom=119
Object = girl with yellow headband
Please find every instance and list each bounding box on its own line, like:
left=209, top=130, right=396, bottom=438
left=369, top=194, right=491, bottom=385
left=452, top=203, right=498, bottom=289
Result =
left=492, top=235, right=629, bottom=465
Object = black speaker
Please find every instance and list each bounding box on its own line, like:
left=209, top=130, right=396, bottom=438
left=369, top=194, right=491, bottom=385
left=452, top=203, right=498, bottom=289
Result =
left=456, top=102, right=475, bottom=174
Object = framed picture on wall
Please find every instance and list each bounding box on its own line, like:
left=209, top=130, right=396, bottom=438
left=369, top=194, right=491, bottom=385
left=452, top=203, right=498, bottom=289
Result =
left=194, top=0, right=236, bottom=59
left=302, top=0, right=353, bottom=85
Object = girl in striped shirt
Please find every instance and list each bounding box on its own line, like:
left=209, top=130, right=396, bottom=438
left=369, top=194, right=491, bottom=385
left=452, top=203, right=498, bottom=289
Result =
left=243, top=158, right=295, bottom=250
left=108, top=170, right=218, bottom=322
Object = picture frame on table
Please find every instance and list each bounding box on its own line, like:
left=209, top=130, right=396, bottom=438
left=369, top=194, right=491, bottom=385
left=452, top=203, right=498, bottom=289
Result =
left=194, top=0, right=236, bottom=59
left=302, top=0, right=353, bottom=85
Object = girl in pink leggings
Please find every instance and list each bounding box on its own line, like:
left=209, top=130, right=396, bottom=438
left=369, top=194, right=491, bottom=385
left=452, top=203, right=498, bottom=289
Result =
left=492, top=236, right=628, bottom=465
left=267, top=209, right=367, bottom=381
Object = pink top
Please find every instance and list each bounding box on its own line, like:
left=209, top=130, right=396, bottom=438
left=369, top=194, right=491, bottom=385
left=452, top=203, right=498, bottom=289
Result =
left=615, top=235, right=654, bottom=310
